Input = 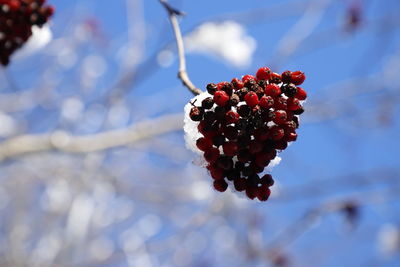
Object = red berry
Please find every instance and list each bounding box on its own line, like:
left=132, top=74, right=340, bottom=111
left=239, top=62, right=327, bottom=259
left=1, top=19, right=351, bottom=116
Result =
left=259, top=95, right=274, bottom=109
left=249, top=140, right=263, bottom=154
left=196, top=137, right=212, bottom=151
left=225, top=110, right=240, bottom=124
left=287, top=98, right=302, bottom=111
left=213, top=179, right=228, bottom=192
left=273, top=110, right=287, bottom=125
left=256, top=67, right=271, bottom=80
left=231, top=78, right=244, bottom=89
left=234, top=178, right=247, bottom=192
left=244, top=91, right=259, bottom=107
left=242, top=74, right=256, bottom=83
left=265, top=84, right=281, bottom=97
left=213, top=91, right=229, bottom=106
left=269, top=126, right=284, bottom=140
left=255, top=152, right=270, bottom=167
left=257, top=185, right=271, bottom=201
left=217, top=81, right=229, bottom=90
left=204, top=148, right=220, bottom=163
left=254, top=126, right=269, bottom=141
left=291, top=71, right=306, bottom=85
left=261, top=174, right=274, bottom=186
left=274, top=140, right=288, bottom=150
left=223, top=141, right=238, bottom=156
left=295, top=87, right=307, bottom=100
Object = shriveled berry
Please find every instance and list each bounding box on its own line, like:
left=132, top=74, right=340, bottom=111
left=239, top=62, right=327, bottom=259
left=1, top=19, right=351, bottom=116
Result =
left=213, top=91, right=229, bottom=106
left=281, top=70, right=292, bottom=83
left=259, top=95, right=274, bottom=109
left=256, top=67, right=271, bottom=80
left=237, top=105, right=251, bottom=117
left=253, top=85, right=265, bottom=98
left=229, top=94, right=240, bottom=106
left=231, top=78, right=244, bottom=90
left=213, top=179, right=228, bottom=192
left=237, top=149, right=251, bottom=163
left=203, top=111, right=216, bottom=122
left=206, top=83, right=217, bottom=94
left=265, top=84, right=281, bottom=97
left=274, top=110, right=287, bottom=125
left=201, top=97, right=214, bottom=109
left=220, top=82, right=234, bottom=95
left=269, top=72, right=282, bottom=84
left=237, top=87, right=249, bottom=100
left=281, top=83, right=297, bottom=97
left=223, top=141, right=238, bottom=156
left=291, top=71, right=306, bottom=85
left=204, top=148, right=220, bottom=163
left=196, top=137, right=212, bottom=151
left=274, top=97, right=287, bottom=110
left=244, top=79, right=257, bottom=90
left=293, top=107, right=304, bottom=115
left=269, top=126, right=285, bottom=140
left=189, top=107, right=203, bottom=121
left=244, top=91, right=259, bottom=107
left=295, top=87, right=307, bottom=100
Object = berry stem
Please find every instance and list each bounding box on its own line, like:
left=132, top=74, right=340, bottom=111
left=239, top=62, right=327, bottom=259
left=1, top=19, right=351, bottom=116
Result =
left=160, top=0, right=202, bottom=96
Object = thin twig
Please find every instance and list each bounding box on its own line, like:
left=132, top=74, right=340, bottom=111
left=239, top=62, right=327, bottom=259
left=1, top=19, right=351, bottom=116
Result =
left=159, top=0, right=202, bottom=96
left=0, top=113, right=183, bottom=161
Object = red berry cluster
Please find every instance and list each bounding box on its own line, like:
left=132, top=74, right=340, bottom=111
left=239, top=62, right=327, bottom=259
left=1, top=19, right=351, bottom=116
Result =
left=189, top=67, right=307, bottom=201
left=0, top=0, right=54, bottom=65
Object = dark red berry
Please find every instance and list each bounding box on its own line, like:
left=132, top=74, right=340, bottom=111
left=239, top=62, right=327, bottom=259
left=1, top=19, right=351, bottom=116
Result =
left=291, top=71, right=306, bottom=85
left=204, top=148, right=220, bottom=163
left=244, top=91, right=259, bottom=107
left=234, top=178, right=247, bottom=191
left=223, top=126, right=238, bottom=140
left=257, top=185, right=271, bottom=201
left=256, top=67, right=271, bottom=80
left=212, top=135, right=225, bottom=147
left=213, top=91, right=229, bottom=106
left=223, top=141, right=238, bottom=156
left=216, top=156, right=234, bottom=170
left=249, top=140, right=263, bottom=154
left=265, top=84, right=281, bottom=97
left=246, top=186, right=258, bottom=200
left=189, top=107, right=203, bottom=121
left=209, top=165, right=224, bottom=180
left=229, top=94, right=240, bottom=106
left=237, top=105, right=251, bottom=117
left=196, top=137, right=212, bottom=151
left=274, top=140, right=288, bottom=150
left=206, top=83, right=218, bottom=94
left=213, top=179, right=228, bottom=192
left=261, top=174, right=275, bottom=187
left=274, top=97, right=287, bottom=110
left=202, top=97, right=214, bottom=109
left=281, top=83, right=297, bottom=97
left=286, top=132, right=298, bottom=142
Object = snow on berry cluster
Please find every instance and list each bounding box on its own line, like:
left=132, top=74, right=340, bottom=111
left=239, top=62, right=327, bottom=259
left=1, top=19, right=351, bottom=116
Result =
left=0, top=0, right=54, bottom=66
left=184, top=67, right=307, bottom=201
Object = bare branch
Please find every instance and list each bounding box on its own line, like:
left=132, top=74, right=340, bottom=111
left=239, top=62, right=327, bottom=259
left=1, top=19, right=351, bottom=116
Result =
left=0, top=113, right=183, bottom=161
left=159, top=0, right=202, bottom=96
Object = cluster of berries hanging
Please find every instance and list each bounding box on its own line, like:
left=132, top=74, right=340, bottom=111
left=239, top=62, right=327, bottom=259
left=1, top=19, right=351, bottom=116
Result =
left=0, top=0, right=54, bottom=66
left=184, top=67, right=307, bottom=201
